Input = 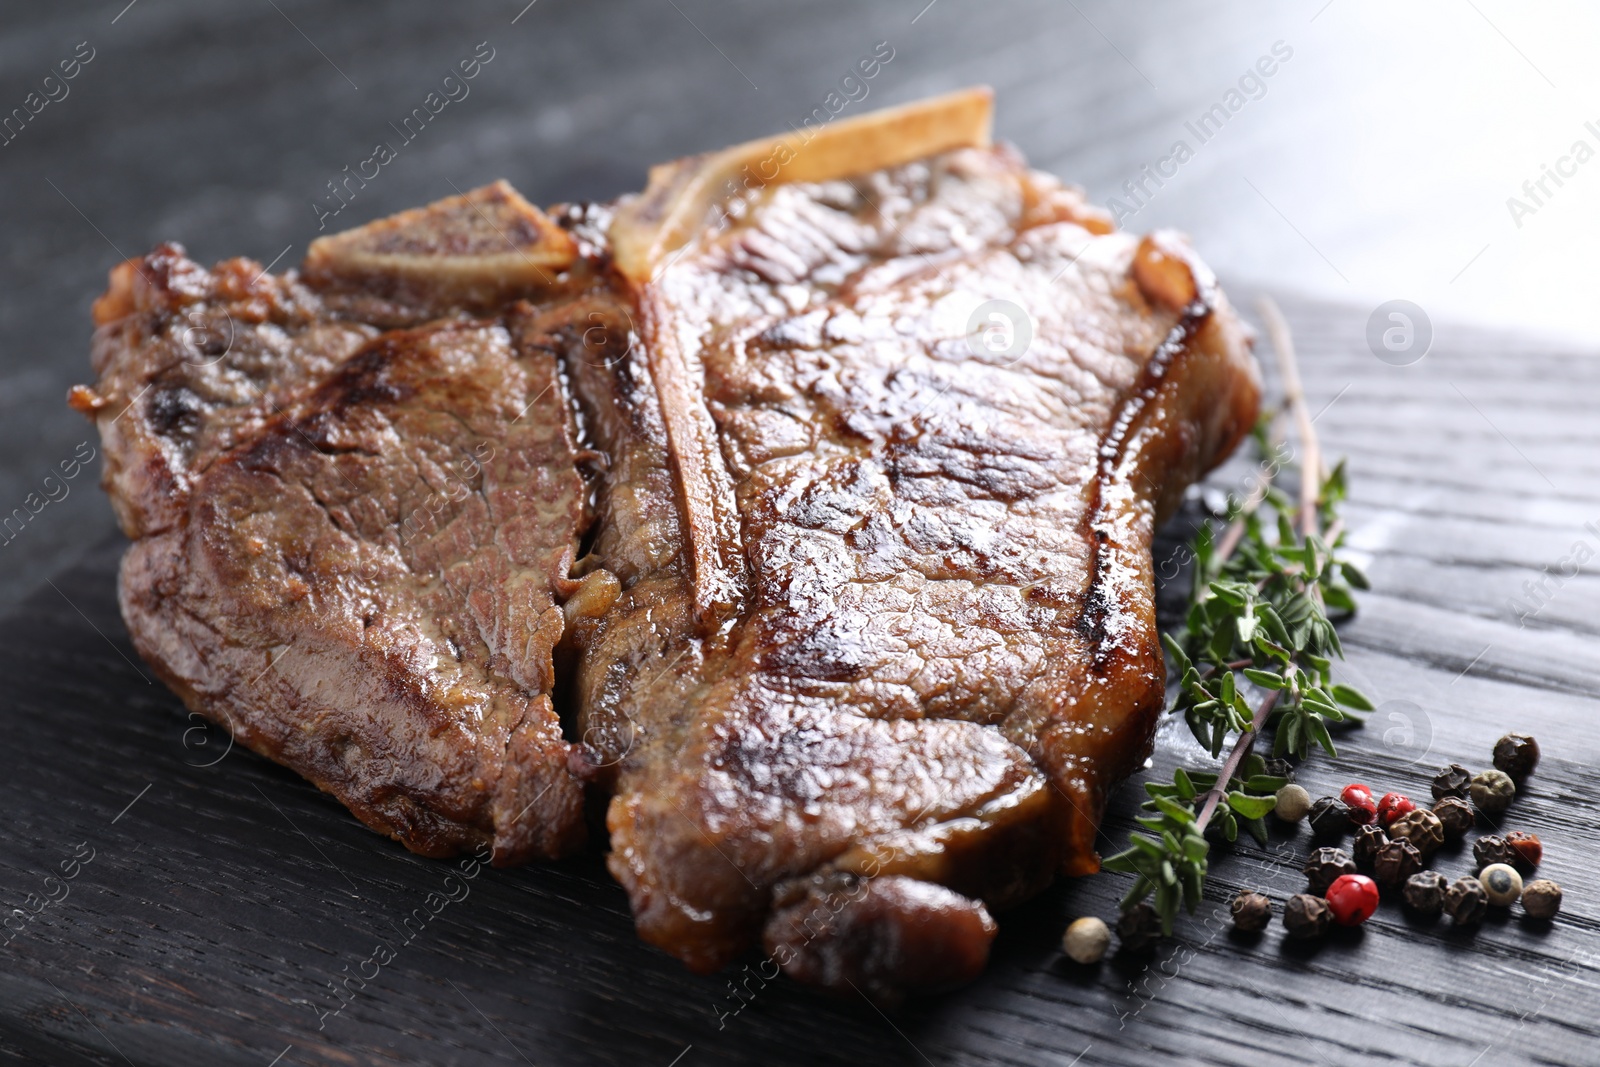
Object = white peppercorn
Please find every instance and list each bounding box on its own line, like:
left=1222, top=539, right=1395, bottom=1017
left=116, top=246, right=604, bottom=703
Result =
left=1062, top=916, right=1111, bottom=963
left=1479, top=863, right=1523, bottom=907
left=1522, top=879, right=1562, bottom=920
left=1275, top=783, right=1312, bottom=823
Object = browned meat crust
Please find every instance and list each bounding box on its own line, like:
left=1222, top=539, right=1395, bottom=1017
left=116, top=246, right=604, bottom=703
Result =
left=73, top=91, right=1258, bottom=999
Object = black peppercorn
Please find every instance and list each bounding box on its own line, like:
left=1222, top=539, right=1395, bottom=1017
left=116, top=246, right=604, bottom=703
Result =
left=1352, top=825, right=1389, bottom=869
left=1308, top=796, right=1352, bottom=838
left=1231, top=890, right=1273, bottom=933
left=1283, top=893, right=1332, bottom=939
left=1444, top=876, right=1488, bottom=926
left=1470, top=769, right=1516, bottom=815
left=1373, top=838, right=1423, bottom=888
left=1262, top=758, right=1295, bottom=782
left=1522, top=879, right=1562, bottom=920
left=1432, top=796, right=1474, bottom=840
left=1390, top=808, right=1445, bottom=855
left=1303, top=847, right=1357, bottom=894
left=1403, top=870, right=1448, bottom=916
left=1492, top=733, right=1539, bottom=780
left=1473, top=834, right=1516, bottom=871
left=1116, top=903, right=1162, bottom=952
left=1431, top=763, right=1472, bottom=800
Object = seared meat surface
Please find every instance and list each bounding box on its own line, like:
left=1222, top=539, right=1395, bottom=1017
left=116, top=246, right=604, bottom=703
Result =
left=74, top=90, right=1258, bottom=999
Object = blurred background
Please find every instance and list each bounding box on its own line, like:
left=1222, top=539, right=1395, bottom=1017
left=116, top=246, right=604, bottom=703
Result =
left=3, top=0, right=1597, bottom=609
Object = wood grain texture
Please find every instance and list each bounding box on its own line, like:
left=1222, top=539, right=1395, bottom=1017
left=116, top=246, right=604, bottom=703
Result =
left=4, top=1, right=1600, bottom=1064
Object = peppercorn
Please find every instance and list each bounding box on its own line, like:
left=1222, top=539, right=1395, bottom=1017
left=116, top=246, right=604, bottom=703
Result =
left=1432, top=796, right=1474, bottom=840
left=1263, top=758, right=1295, bottom=782
left=1479, top=863, right=1523, bottom=907
left=1325, top=873, right=1380, bottom=926
left=1373, top=838, right=1423, bottom=888
left=1444, top=876, right=1488, bottom=926
left=1062, top=916, right=1111, bottom=963
left=1473, top=834, right=1516, bottom=871
left=1303, top=847, right=1357, bottom=894
left=1230, top=890, right=1273, bottom=933
left=1492, top=733, right=1540, bottom=780
left=1309, top=796, right=1352, bottom=838
left=1389, top=808, right=1446, bottom=855
left=1116, top=903, right=1162, bottom=952
left=1521, top=879, right=1562, bottom=920
left=1274, top=783, right=1312, bottom=823
left=1340, top=783, right=1378, bottom=826
left=1470, top=769, right=1516, bottom=815
left=1376, top=792, right=1416, bottom=827
left=1352, top=824, right=1388, bottom=868
left=1504, top=830, right=1542, bottom=873
left=1403, top=870, right=1448, bottom=916
left=1431, top=763, right=1472, bottom=800
left=1283, top=893, right=1332, bottom=939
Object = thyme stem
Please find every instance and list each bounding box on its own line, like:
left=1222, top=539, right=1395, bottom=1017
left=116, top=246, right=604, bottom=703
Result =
left=1196, top=298, right=1323, bottom=834
left=1259, top=296, right=1322, bottom=537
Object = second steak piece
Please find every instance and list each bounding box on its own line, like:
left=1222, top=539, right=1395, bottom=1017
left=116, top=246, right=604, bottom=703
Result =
left=572, top=90, right=1261, bottom=999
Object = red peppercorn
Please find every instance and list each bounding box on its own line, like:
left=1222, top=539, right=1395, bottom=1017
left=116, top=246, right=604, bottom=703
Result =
left=1325, top=873, right=1380, bottom=926
left=1377, top=792, right=1416, bottom=826
left=1505, top=831, right=1542, bottom=872
left=1340, top=784, right=1378, bottom=826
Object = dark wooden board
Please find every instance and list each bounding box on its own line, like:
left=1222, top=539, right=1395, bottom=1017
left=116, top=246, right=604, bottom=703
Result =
left=5, top=2, right=1600, bottom=1065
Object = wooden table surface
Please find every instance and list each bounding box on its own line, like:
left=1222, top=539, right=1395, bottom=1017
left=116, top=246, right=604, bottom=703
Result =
left=3, top=3, right=1599, bottom=1065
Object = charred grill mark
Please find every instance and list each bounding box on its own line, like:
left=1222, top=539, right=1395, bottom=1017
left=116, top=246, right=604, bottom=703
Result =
left=316, top=337, right=418, bottom=413
left=146, top=382, right=209, bottom=440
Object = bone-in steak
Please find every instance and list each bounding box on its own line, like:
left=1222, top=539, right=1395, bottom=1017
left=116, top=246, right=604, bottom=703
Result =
left=71, top=184, right=597, bottom=864
left=74, top=90, right=1258, bottom=999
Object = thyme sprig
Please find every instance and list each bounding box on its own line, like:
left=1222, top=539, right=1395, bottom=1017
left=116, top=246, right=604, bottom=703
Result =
left=1101, top=298, right=1372, bottom=936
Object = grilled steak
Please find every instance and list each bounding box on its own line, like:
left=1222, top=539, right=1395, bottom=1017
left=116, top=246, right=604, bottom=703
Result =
left=74, top=89, right=1259, bottom=998
left=578, top=92, right=1259, bottom=997
left=70, top=183, right=598, bottom=863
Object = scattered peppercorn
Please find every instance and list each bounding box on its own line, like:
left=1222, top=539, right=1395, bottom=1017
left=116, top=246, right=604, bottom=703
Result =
left=1283, top=893, right=1333, bottom=939
left=1470, top=769, right=1516, bottom=815
left=1473, top=834, right=1516, bottom=871
left=1230, top=890, right=1273, bottom=933
left=1116, top=903, right=1162, bottom=952
left=1444, top=876, right=1489, bottom=926
left=1309, top=796, right=1353, bottom=838
left=1504, top=830, right=1542, bottom=873
left=1340, top=783, right=1378, bottom=826
left=1431, top=763, right=1472, bottom=800
left=1325, top=873, right=1380, bottom=926
left=1263, top=758, right=1295, bottom=782
left=1377, top=792, right=1416, bottom=827
left=1352, top=824, right=1389, bottom=869
left=1303, top=847, right=1358, bottom=895
left=1275, top=783, right=1312, bottom=823
left=1389, top=808, right=1446, bottom=855
left=1373, top=838, right=1423, bottom=888
left=1432, top=796, right=1475, bottom=840
left=1479, top=863, right=1523, bottom=907
left=1492, top=733, right=1540, bottom=780
left=1403, top=870, right=1448, bottom=916
left=1522, top=879, right=1562, bottom=920
left=1062, top=916, right=1111, bottom=963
